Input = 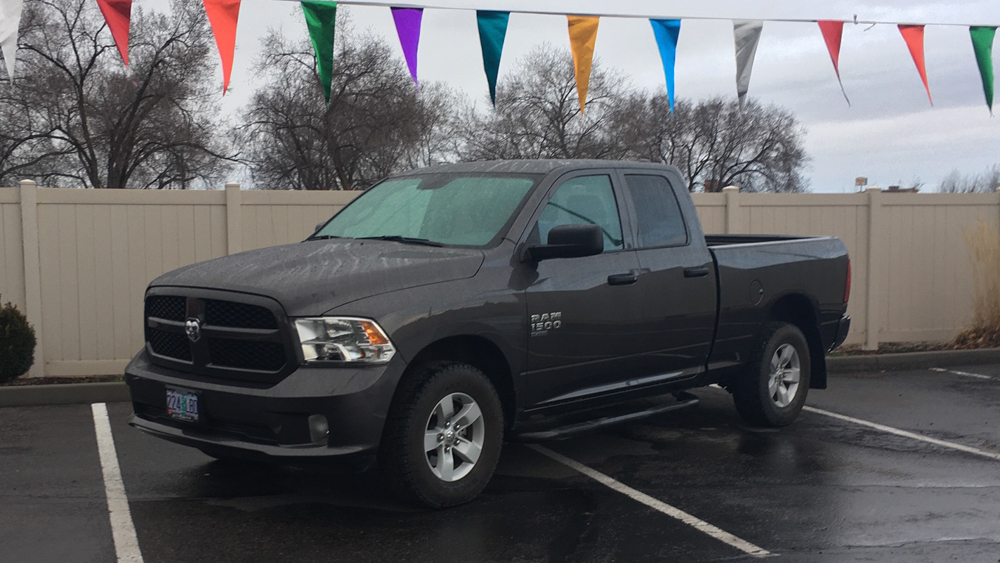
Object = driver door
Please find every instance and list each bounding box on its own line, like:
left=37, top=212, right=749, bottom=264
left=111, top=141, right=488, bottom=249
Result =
left=523, top=171, right=645, bottom=407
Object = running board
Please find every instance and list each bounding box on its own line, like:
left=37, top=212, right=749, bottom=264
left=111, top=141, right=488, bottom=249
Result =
left=512, top=392, right=700, bottom=442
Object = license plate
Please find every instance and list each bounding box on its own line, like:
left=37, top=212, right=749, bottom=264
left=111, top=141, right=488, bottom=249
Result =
left=166, top=388, right=199, bottom=422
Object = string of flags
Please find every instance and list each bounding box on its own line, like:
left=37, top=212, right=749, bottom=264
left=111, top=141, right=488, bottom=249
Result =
left=0, top=0, right=997, bottom=114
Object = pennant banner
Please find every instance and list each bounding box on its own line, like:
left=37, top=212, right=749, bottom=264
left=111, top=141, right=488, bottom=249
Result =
left=391, top=7, right=422, bottom=87
left=95, top=0, right=132, bottom=66
left=567, top=15, right=599, bottom=113
left=970, top=26, right=996, bottom=114
left=301, top=0, right=337, bottom=104
left=476, top=10, right=508, bottom=106
left=203, top=0, right=242, bottom=94
left=898, top=24, right=932, bottom=106
left=0, top=0, right=22, bottom=81
left=817, top=20, right=850, bottom=106
left=733, top=19, right=763, bottom=107
left=650, top=19, right=681, bottom=113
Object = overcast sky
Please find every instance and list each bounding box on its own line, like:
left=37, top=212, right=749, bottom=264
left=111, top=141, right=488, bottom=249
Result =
left=217, top=0, right=999, bottom=193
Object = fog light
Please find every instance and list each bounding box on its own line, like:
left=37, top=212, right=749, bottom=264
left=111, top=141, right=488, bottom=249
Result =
left=308, top=414, right=329, bottom=443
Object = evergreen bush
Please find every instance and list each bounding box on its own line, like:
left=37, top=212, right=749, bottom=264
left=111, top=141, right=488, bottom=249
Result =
left=0, top=296, right=36, bottom=383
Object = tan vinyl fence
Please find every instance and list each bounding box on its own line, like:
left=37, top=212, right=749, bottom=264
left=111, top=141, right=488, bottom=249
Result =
left=0, top=181, right=995, bottom=378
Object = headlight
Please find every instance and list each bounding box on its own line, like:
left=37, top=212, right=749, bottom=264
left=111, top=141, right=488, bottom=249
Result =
left=294, top=317, right=396, bottom=364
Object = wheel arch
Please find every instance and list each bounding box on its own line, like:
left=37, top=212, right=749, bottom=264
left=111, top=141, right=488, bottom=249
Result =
left=403, top=335, right=518, bottom=429
left=765, top=293, right=827, bottom=389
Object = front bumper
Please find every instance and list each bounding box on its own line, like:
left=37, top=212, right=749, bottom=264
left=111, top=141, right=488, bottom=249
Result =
left=125, top=350, right=406, bottom=466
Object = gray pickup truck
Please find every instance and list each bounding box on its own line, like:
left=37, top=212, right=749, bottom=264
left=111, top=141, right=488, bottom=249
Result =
left=126, top=160, right=851, bottom=508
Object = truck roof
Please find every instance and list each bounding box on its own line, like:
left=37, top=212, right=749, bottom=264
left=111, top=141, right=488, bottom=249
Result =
left=397, top=159, right=680, bottom=177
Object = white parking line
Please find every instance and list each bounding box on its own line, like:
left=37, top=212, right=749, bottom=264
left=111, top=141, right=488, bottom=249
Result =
left=930, top=367, right=998, bottom=381
left=803, top=406, right=1000, bottom=462
left=91, top=403, right=145, bottom=563
left=527, top=444, right=772, bottom=558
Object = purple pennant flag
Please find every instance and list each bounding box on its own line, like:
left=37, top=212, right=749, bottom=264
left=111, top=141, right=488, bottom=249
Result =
left=391, top=7, right=422, bottom=87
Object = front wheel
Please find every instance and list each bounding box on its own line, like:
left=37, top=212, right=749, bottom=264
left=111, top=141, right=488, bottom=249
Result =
left=379, top=362, right=504, bottom=508
left=732, top=323, right=811, bottom=427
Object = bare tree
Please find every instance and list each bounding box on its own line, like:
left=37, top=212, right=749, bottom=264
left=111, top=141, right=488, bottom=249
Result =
left=455, top=44, right=631, bottom=161
left=939, top=165, right=1000, bottom=193
left=237, top=19, right=455, bottom=191
left=619, top=95, right=809, bottom=192
left=0, top=0, right=232, bottom=188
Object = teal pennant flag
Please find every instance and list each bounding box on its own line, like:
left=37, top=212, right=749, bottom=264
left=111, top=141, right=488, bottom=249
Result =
left=970, top=26, right=996, bottom=115
left=477, top=10, right=509, bottom=106
left=650, top=19, right=681, bottom=112
left=301, top=0, right=337, bottom=104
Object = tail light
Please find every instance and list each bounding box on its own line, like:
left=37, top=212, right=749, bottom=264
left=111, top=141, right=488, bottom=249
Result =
left=844, top=259, right=852, bottom=303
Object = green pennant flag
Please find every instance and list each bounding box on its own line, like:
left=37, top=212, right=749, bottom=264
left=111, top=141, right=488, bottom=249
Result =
left=476, top=10, right=509, bottom=106
left=301, top=0, right=337, bottom=104
left=970, top=26, right=996, bottom=114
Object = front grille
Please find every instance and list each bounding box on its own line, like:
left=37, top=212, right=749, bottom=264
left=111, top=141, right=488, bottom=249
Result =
left=209, top=338, right=285, bottom=371
left=144, top=291, right=291, bottom=384
left=148, top=329, right=192, bottom=362
left=205, top=300, right=277, bottom=330
left=146, top=296, right=186, bottom=322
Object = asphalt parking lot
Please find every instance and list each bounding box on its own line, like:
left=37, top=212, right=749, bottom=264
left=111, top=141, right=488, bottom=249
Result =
left=2, top=365, right=999, bottom=563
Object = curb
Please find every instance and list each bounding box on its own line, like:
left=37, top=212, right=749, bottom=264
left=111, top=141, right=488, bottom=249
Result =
left=2, top=349, right=1000, bottom=407
left=827, top=348, right=1000, bottom=374
left=0, top=382, right=129, bottom=408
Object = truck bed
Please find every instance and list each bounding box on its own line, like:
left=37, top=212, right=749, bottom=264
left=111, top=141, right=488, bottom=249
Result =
left=704, top=235, right=850, bottom=389
left=704, top=234, right=821, bottom=247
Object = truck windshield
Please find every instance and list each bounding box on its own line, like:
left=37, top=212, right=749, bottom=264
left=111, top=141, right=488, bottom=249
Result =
left=312, top=173, right=541, bottom=247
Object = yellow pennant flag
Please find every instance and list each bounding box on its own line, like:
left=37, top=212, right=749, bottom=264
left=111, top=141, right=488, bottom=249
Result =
left=567, top=16, right=600, bottom=113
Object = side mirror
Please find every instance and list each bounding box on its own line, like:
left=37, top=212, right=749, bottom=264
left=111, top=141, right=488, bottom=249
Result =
left=524, top=224, right=604, bottom=262
left=314, top=221, right=326, bottom=234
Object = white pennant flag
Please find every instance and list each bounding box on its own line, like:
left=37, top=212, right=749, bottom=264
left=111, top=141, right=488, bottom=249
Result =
left=0, top=0, right=23, bottom=81
left=733, top=19, right=763, bottom=108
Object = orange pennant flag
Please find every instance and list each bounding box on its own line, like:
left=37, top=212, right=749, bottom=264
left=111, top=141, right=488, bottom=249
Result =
left=567, top=16, right=599, bottom=113
left=898, top=24, right=932, bottom=106
left=203, top=0, right=242, bottom=94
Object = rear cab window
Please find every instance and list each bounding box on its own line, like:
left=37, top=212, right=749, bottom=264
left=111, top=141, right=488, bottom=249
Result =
left=621, top=174, right=689, bottom=248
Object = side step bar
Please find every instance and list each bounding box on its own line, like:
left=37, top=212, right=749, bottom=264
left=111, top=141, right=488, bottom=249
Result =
left=513, top=392, right=700, bottom=442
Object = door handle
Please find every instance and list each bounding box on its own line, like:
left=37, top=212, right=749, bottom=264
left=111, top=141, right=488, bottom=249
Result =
left=684, top=267, right=710, bottom=278
left=607, top=272, right=638, bottom=286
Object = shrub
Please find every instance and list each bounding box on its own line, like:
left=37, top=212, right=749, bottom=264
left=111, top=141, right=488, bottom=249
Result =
left=954, top=218, right=1000, bottom=348
left=0, top=297, right=36, bottom=383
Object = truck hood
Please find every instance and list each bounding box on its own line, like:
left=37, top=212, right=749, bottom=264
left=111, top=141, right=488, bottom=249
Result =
left=149, top=239, right=485, bottom=316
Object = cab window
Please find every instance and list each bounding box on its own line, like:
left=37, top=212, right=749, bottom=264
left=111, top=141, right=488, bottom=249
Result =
left=536, top=175, right=624, bottom=252
left=623, top=174, right=689, bottom=248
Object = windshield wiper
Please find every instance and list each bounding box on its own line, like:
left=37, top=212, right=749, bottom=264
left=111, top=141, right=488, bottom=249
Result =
left=356, top=235, right=443, bottom=247
left=307, top=234, right=345, bottom=241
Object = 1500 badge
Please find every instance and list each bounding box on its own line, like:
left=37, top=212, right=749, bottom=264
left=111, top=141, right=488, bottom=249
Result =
left=530, top=312, right=562, bottom=336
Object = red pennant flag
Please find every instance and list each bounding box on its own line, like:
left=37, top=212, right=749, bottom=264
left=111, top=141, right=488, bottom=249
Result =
left=817, top=20, right=850, bottom=105
left=95, top=0, right=132, bottom=66
left=203, top=0, right=241, bottom=94
left=898, top=24, right=932, bottom=106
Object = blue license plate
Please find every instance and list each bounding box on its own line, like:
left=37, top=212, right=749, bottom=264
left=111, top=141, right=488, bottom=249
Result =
left=166, top=388, right=199, bottom=422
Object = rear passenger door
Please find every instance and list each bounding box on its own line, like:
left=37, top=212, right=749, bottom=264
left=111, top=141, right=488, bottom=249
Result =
left=618, top=171, right=718, bottom=380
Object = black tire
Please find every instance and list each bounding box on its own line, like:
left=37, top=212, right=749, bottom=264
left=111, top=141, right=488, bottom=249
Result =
left=379, top=362, right=504, bottom=508
left=732, top=322, right=811, bottom=427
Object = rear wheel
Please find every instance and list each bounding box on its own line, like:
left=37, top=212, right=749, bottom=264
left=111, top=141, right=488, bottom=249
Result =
left=732, top=323, right=811, bottom=427
left=379, top=362, right=504, bottom=508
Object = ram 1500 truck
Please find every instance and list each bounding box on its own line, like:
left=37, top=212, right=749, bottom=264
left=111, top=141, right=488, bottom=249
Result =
left=126, top=160, right=851, bottom=508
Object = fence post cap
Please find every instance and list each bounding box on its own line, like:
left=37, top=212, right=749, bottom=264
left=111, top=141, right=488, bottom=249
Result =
left=224, top=182, right=241, bottom=190
left=722, top=186, right=740, bottom=193
left=865, top=186, right=882, bottom=193
left=19, top=179, right=37, bottom=188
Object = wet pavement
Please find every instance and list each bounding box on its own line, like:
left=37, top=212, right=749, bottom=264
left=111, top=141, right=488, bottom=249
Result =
left=1, top=365, right=999, bottom=563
